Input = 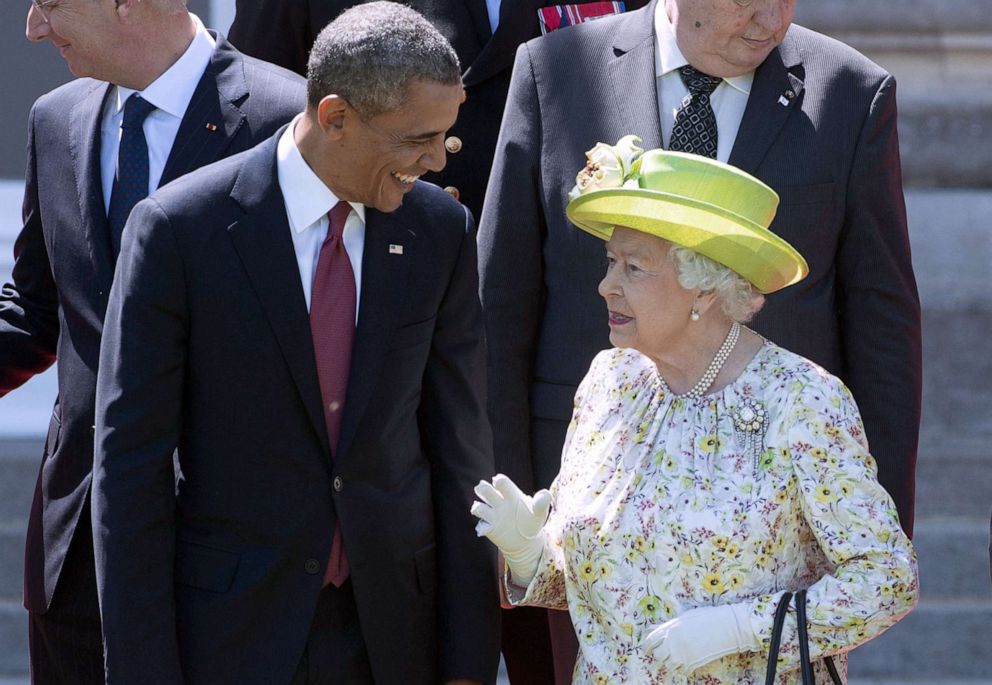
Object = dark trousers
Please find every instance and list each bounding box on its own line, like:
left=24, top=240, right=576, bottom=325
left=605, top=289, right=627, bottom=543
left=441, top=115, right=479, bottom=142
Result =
left=28, top=502, right=105, bottom=685
left=291, top=579, right=373, bottom=685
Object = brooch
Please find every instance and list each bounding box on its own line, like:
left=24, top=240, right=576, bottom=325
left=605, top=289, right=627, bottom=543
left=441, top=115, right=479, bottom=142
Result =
left=732, top=397, right=768, bottom=473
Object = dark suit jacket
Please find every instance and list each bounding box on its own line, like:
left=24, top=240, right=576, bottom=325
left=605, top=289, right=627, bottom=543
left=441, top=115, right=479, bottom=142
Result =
left=479, top=0, right=922, bottom=535
left=91, top=131, right=499, bottom=684
left=228, top=0, right=648, bottom=220
left=0, top=35, right=305, bottom=615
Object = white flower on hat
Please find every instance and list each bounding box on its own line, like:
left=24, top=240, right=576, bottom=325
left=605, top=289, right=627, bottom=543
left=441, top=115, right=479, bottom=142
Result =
left=568, top=135, right=644, bottom=200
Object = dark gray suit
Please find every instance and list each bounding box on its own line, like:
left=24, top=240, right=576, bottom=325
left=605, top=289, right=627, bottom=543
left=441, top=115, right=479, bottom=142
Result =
left=0, top=35, right=304, bottom=682
left=480, top=0, right=921, bottom=535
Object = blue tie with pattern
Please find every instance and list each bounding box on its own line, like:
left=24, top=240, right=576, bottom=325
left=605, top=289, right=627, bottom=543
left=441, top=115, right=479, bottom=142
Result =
left=670, top=65, right=722, bottom=159
left=107, top=94, right=157, bottom=257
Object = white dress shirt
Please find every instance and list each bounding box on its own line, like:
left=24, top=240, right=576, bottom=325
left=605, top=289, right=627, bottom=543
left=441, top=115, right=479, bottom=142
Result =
left=653, top=5, right=753, bottom=163
left=100, top=14, right=216, bottom=211
left=486, top=0, right=502, bottom=34
left=276, top=118, right=365, bottom=320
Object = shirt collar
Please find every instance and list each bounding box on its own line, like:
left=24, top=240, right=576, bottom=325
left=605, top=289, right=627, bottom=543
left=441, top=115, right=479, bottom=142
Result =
left=277, top=116, right=366, bottom=233
left=653, top=4, right=753, bottom=95
left=114, top=13, right=216, bottom=119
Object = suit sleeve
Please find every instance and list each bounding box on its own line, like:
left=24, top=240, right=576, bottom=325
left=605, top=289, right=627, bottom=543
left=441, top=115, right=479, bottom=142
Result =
left=421, top=207, right=500, bottom=684
left=477, top=43, right=547, bottom=493
left=92, top=198, right=187, bottom=684
left=0, top=105, right=58, bottom=395
left=228, top=0, right=313, bottom=76
left=836, top=74, right=921, bottom=537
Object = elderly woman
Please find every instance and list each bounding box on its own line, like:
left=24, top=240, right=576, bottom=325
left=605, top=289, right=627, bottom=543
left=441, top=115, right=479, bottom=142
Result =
left=472, top=139, right=918, bottom=684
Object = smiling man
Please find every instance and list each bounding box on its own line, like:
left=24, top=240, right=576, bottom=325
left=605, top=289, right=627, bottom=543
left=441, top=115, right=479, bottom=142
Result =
left=2, top=1, right=304, bottom=682
left=90, top=3, right=498, bottom=684
left=480, top=0, right=921, bottom=680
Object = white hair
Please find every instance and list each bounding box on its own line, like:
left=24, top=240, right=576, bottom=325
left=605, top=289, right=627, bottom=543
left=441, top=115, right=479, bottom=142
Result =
left=669, top=245, right=765, bottom=322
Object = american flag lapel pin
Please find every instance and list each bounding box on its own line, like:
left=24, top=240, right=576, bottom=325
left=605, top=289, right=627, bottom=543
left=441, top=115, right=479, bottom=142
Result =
left=389, top=244, right=404, bottom=255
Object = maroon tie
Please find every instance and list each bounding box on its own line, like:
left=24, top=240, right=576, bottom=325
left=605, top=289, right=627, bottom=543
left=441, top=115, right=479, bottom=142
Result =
left=310, top=200, right=355, bottom=587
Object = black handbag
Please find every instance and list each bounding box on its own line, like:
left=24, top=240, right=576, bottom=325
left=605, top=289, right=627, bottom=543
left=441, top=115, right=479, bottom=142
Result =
left=764, top=589, right=842, bottom=684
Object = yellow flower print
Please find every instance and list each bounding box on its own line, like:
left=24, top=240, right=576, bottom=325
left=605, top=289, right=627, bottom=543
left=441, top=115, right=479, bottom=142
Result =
left=876, top=530, right=892, bottom=544
left=594, top=674, right=610, bottom=685
left=699, top=435, right=722, bottom=453
left=702, top=572, right=725, bottom=594
left=580, top=561, right=599, bottom=583
left=621, top=623, right=634, bottom=637
left=758, top=450, right=776, bottom=470
left=729, top=573, right=743, bottom=589
left=839, top=483, right=852, bottom=498
left=598, top=563, right=612, bottom=580
left=810, top=447, right=828, bottom=462
left=880, top=585, right=894, bottom=599
left=756, top=554, right=769, bottom=567
left=681, top=553, right=693, bottom=566
left=775, top=488, right=789, bottom=504
left=726, top=542, right=740, bottom=557
left=712, top=536, right=729, bottom=551
left=815, top=485, right=838, bottom=504
left=638, top=595, right=663, bottom=620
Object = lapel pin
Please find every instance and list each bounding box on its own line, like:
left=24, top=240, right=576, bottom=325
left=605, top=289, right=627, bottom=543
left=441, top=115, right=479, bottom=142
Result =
left=205, top=122, right=218, bottom=132
left=389, top=244, right=404, bottom=255
left=777, top=90, right=796, bottom=107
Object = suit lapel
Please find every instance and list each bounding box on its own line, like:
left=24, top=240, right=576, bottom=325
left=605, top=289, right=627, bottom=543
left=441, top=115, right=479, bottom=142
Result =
left=160, top=35, right=247, bottom=187
left=608, top=2, right=663, bottom=150
left=464, top=0, right=539, bottom=87
left=728, top=32, right=805, bottom=174
left=68, top=82, right=116, bottom=292
left=226, top=133, right=331, bottom=456
left=465, top=0, right=494, bottom=46
left=335, top=209, right=415, bottom=462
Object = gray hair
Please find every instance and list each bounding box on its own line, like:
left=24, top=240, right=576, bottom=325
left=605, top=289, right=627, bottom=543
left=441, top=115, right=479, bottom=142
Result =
left=306, top=1, right=461, bottom=117
left=669, top=246, right=765, bottom=322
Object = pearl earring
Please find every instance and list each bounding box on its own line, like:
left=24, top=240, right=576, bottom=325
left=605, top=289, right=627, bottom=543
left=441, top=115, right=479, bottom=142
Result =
left=690, top=308, right=701, bottom=322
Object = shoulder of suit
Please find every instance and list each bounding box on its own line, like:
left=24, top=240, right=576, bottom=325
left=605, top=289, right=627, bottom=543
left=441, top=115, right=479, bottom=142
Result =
left=401, top=182, right=473, bottom=233
left=786, top=24, right=893, bottom=83
left=32, top=77, right=106, bottom=114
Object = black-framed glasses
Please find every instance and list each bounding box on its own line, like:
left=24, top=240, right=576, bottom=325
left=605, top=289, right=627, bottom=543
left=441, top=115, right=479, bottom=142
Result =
left=31, top=0, right=59, bottom=23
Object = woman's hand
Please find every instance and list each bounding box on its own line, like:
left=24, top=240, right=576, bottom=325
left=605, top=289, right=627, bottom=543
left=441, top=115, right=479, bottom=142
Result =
left=641, top=604, right=760, bottom=674
left=470, top=474, right=551, bottom=586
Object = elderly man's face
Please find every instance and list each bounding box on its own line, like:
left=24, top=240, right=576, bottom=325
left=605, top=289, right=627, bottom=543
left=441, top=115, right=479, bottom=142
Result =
left=598, top=228, right=697, bottom=363
left=334, top=80, right=465, bottom=213
left=26, top=0, right=123, bottom=81
left=667, top=0, right=796, bottom=78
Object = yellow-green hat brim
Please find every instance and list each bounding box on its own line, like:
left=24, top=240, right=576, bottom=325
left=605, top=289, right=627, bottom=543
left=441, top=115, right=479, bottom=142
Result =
left=566, top=188, right=809, bottom=294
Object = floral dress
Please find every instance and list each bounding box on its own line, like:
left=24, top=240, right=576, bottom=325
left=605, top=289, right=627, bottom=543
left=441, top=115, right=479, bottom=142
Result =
left=509, top=342, right=918, bottom=684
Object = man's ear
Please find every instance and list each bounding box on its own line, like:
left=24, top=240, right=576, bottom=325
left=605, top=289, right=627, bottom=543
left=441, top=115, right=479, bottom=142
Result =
left=115, top=0, right=141, bottom=21
left=316, top=95, right=352, bottom=141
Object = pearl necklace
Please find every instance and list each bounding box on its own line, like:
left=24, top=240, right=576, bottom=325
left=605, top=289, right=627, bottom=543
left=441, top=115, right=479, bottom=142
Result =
left=657, top=322, right=741, bottom=400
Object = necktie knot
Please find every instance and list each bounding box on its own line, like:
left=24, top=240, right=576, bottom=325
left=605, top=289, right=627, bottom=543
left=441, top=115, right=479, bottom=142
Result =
left=121, top=94, right=156, bottom=130
left=679, top=65, right=722, bottom=97
left=327, top=201, right=351, bottom=241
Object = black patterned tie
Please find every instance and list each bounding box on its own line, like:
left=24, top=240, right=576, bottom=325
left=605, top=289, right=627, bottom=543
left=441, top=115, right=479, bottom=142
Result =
left=107, top=94, right=157, bottom=257
left=669, top=65, right=722, bottom=159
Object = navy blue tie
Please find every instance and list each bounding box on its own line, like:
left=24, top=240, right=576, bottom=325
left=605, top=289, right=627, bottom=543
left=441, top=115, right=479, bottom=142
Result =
left=108, top=94, right=157, bottom=256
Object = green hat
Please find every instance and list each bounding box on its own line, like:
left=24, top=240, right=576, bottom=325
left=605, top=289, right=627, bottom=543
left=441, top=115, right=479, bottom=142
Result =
left=565, top=138, right=808, bottom=294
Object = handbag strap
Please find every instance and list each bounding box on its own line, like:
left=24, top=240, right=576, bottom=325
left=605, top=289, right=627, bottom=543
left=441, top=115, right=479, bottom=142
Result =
left=764, top=591, right=793, bottom=685
left=796, top=589, right=843, bottom=685
left=765, top=590, right=842, bottom=685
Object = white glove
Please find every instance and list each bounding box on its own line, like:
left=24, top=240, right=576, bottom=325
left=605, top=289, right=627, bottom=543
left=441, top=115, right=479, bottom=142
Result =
left=641, top=603, right=760, bottom=674
left=470, top=474, right=552, bottom=586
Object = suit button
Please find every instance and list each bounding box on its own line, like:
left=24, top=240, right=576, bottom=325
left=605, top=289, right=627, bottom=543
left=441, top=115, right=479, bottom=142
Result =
left=444, top=136, right=462, bottom=154
left=443, top=186, right=460, bottom=201
left=333, top=476, right=343, bottom=492
left=304, top=558, right=320, bottom=575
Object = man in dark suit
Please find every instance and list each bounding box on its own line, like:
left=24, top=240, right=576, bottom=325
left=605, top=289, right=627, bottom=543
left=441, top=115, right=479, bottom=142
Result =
left=0, top=1, right=304, bottom=681
left=229, top=4, right=648, bottom=681
left=480, top=0, right=921, bottom=678
left=227, top=0, right=649, bottom=223
left=91, top=4, right=498, bottom=683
